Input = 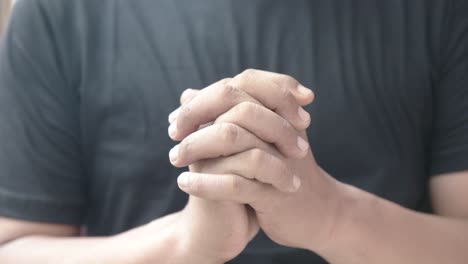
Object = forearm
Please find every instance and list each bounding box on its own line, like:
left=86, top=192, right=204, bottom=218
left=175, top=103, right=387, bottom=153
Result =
left=0, top=212, right=207, bottom=264
left=0, top=235, right=128, bottom=264
left=319, top=184, right=468, bottom=264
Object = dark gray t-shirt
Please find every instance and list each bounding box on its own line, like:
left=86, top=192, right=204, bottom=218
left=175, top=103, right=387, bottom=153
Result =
left=1, top=0, right=468, bottom=263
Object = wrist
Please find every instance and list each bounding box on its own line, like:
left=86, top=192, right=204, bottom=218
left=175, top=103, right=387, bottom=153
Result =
left=313, top=181, right=378, bottom=261
left=298, top=167, right=350, bottom=253
left=174, top=208, right=225, bottom=264
left=176, top=239, right=224, bottom=264
left=91, top=211, right=224, bottom=264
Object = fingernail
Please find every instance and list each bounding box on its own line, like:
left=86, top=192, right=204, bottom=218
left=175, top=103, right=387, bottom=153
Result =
left=297, top=136, right=309, bottom=153
left=178, top=173, right=189, bottom=188
left=290, top=175, right=302, bottom=192
left=297, top=107, right=310, bottom=122
left=297, top=84, right=312, bottom=96
left=168, top=108, right=180, bottom=123
left=168, top=121, right=177, bottom=138
left=169, top=145, right=179, bottom=163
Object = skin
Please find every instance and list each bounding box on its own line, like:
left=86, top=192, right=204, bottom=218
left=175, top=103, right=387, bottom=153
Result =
left=0, top=70, right=314, bottom=264
left=0, top=214, right=182, bottom=264
left=169, top=71, right=342, bottom=252
left=170, top=69, right=468, bottom=263
left=1, top=69, right=467, bottom=263
left=169, top=71, right=315, bottom=262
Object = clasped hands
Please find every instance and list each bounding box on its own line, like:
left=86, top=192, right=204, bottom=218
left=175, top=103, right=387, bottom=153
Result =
left=168, top=69, right=348, bottom=263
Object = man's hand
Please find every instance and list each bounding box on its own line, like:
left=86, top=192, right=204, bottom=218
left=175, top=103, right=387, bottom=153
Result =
left=168, top=70, right=315, bottom=262
left=169, top=70, right=345, bottom=253
left=168, top=69, right=314, bottom=158
left=172, top=112, right=344, bottom=252
left=175, top=197, right=259, bottom=263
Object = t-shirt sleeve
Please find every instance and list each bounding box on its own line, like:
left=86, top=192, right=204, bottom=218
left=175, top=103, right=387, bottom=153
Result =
left=430, top=0, right=468, bottom=176
left=0, top=1, right=86, bottom=224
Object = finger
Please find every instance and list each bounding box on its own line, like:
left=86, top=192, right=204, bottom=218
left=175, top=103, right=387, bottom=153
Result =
left=177, top=172, right=274, bottom=204
left=197, top=149, right=301, bottom=193
left=231, top=69, right=313, bottom=129
left=179, top=78, right=314, bottom=107
left=180, top=88, right=200, bottom=105
left=168, top=89, right=201, bottom=124
left=289, top=82, right=315, bottom=106
left=169, top=123, right=271, bottom=168
left=170, top=72, right=314, bottom=141
left=215, top=102, right=309, bottom=158
left=169, top=79, right=262, bottom=141
left=170, top=81, right=313, bottom=125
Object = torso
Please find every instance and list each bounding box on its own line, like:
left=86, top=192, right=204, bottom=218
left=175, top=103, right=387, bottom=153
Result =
left=73, top=1, right=445, bottom=262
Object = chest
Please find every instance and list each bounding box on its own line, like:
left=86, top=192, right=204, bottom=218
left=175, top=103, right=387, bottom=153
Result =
left=79, top=0, right=439, bottom=207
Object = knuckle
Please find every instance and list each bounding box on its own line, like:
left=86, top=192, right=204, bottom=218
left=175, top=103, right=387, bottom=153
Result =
left=251, top=102, right=261, bottom=120
left=271, top=80, right=292, bottom=109
left=178, top=103, right=191, bottom=121
left=219, top=123, right=239, bottom=145
left=241, top=68, right=257, bottom=77
left=277, top=75, right=298, bottom=101
left=250, top=148, right=267, bottom=165
left=180, top=88, right=199, bottom=103
left=234, top=69, right=255, bottom=85
left=179, top=89, right=190, bottom=104
left=220, top=77, right=233, bottom=84
left=281, top=118, right=292, bottom=132
left=178, top=137, right=193, bottom=160
left=280, top=74, right=299, bottom=88
left=228, top=176, right=242, bottom=195
left=255, top=153, right=274, bottom=183
left=242, top=101, right=257, bottom=113
left=280, top=120, right=297, bottom=151
left=188, top=174, right=201, bottom=194
left=278, top=83, right=290, bottom=100
left=275, top=160, right=293, bottom=187
left=219, top=83, right=237, bottom=98
left=233, top=101, right=255, bottom=118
